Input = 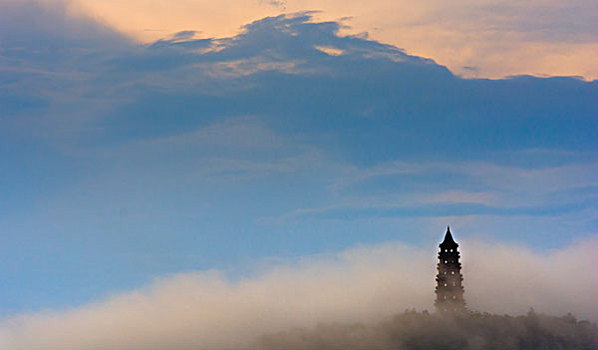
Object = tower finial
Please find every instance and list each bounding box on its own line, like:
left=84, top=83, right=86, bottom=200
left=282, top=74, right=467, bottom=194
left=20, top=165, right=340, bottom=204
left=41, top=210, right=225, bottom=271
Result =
left=440, top=227, right=457, bottom=247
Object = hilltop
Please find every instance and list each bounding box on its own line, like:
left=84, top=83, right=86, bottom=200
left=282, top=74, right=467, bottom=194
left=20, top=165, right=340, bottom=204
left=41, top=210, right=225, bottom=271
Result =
left=258, top=310, right=598, bottom=350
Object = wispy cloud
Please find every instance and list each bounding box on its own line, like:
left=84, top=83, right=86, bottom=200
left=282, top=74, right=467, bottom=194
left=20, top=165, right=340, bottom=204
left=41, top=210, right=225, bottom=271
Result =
left=271, top=202, right=593, bottom=223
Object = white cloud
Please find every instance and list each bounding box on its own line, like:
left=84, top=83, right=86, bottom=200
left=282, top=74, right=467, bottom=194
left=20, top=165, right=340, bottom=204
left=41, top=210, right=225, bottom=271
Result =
left=2, top=236, right=596, bottom=349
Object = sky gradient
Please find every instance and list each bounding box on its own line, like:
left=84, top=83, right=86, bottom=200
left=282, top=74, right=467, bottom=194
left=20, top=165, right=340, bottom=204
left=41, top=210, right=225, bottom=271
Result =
left=0, top=0, right=597, bottom=348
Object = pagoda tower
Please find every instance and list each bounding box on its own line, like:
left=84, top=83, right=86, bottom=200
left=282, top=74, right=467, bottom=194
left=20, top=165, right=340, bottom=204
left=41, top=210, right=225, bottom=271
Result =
left=435, top=226, right=466, bottom=313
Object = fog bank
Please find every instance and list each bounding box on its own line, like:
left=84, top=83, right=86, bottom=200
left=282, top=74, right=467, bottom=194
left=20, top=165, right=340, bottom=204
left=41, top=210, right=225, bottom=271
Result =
left=1, top=236, right=596, bottom=349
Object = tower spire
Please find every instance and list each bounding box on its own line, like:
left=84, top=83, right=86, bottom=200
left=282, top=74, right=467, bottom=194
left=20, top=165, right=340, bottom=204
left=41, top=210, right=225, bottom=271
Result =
left=440, top=226, right=457, bottom=248
left=435, top=227, right=466, bottom=313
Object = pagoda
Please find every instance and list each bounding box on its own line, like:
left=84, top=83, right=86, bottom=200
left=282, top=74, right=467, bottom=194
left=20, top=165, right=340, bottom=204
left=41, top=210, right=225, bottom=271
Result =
left=435, top=226, right=466, bottom=313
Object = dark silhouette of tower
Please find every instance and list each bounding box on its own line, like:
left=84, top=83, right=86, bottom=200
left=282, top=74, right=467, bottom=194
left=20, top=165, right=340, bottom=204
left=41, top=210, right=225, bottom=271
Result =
left=435, top=226, right=466, bottom=313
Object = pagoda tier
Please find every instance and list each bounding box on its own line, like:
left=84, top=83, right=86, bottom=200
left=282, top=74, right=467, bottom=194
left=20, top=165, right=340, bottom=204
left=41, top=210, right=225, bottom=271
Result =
left=435, top=227, right=466, bottom=313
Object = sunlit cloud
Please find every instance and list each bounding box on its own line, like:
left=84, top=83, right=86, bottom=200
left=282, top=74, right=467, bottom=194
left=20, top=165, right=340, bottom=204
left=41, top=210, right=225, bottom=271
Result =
left=66, top=0, right=598, bottom=79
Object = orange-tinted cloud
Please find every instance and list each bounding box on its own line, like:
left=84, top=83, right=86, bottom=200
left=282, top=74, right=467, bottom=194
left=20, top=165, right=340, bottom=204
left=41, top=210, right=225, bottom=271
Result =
left=67, top=0, right=598, bottom=79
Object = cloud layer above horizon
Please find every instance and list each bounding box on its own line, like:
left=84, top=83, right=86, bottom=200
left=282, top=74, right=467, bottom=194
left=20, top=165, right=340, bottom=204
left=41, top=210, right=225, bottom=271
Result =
left=0, top=1, right=597, bottom=345
left=1, top=237, right=597, bottom=349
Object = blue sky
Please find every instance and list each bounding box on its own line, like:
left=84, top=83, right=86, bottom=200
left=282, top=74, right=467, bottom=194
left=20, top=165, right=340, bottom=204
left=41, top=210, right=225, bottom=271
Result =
left=1, top=0, right=597, bottom=327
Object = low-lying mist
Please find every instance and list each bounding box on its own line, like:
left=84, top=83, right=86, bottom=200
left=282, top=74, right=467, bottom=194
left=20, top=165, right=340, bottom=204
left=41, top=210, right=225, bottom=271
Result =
left=258, top=310, right=598, bottom=350
left=1, top=236, right=596, bottom=349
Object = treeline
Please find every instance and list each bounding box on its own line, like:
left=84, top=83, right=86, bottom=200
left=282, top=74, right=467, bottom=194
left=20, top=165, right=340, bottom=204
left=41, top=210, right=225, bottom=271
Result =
left=257, top=309, right=598, bottom=350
